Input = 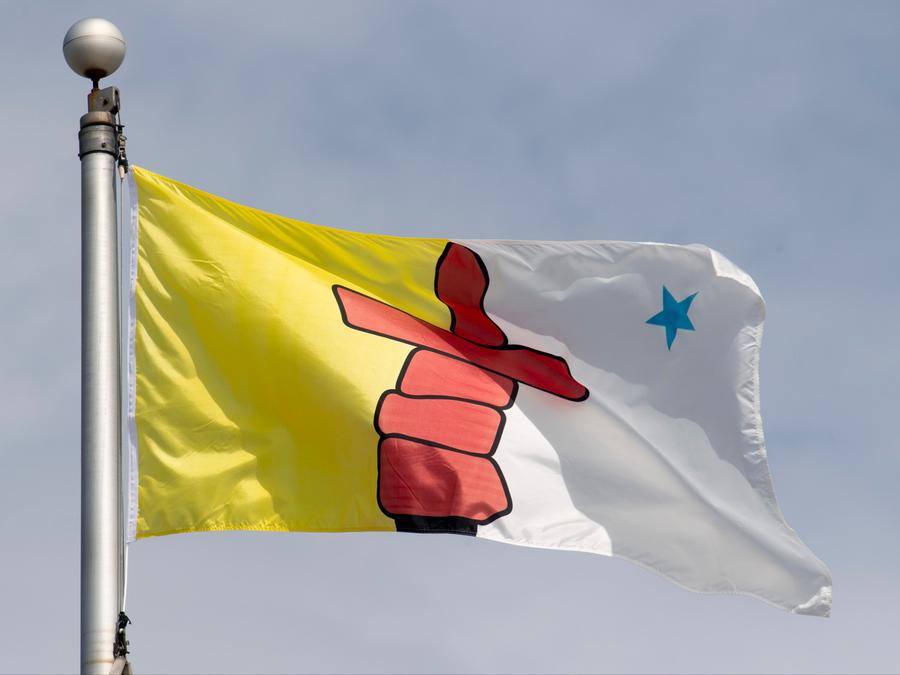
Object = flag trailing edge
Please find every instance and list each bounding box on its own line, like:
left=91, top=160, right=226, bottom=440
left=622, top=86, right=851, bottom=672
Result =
left=125, top=166, right=831, bottom=616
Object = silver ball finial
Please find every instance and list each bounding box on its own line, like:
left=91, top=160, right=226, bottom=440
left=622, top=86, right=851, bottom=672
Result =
left=63, top=18, right=126, bottom=82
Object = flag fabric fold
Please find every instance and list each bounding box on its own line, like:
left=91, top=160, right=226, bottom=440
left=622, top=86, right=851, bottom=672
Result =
left=126, top=166, right=831, bottom=616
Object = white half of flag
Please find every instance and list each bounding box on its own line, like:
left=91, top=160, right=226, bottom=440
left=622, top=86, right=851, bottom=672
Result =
left=457, top=239, right=831, bottom=616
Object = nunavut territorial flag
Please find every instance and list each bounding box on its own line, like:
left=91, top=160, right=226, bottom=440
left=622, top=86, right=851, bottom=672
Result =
left=126, top=167, right=831, bottom=616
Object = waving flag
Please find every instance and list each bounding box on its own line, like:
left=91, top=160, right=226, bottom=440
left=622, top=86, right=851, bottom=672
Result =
left=126, top=166, right=831, bottom=616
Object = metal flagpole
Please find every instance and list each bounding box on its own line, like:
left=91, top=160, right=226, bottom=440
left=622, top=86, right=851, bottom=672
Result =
left=63, top=18, right=128, bottom=675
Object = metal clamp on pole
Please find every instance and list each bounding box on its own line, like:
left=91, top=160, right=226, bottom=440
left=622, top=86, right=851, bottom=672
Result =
left=79, top=87, right=119, bottom=161
left=64, top=18, right=129, bottom=675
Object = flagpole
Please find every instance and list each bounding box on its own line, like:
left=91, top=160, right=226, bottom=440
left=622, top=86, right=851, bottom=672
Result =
left=64, top=18, right=127, bottom=675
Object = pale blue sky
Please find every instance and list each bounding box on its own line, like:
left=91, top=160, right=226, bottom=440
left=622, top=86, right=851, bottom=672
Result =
left=1, top=2, right=899, bottom=672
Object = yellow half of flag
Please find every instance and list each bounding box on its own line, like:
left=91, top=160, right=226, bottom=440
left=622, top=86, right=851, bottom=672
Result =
left=131, top=166, right=450, bottom=538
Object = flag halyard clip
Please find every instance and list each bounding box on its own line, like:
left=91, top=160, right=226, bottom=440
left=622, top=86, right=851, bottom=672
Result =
left=110, top=611, right=133, bottom=675
left=113, top=611, right=131, bottom=659
left=113, top=95, right=128, bottom=179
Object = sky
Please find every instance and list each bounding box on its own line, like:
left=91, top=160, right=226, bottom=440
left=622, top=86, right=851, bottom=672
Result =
left=1, top=2, right=899, bottom=673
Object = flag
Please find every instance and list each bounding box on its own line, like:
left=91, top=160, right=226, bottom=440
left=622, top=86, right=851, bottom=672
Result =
left=126, top=166, right=831, bottom=616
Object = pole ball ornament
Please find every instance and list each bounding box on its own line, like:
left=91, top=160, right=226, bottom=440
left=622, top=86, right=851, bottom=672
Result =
left=63, top=18, right=126, bottom=81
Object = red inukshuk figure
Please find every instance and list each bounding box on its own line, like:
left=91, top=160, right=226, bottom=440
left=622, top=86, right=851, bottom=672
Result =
left=334, top=243, right=588, bottom=535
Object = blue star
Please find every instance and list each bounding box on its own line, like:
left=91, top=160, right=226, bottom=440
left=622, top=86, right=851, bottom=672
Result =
left=646, top=286, right=698, bottom=350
